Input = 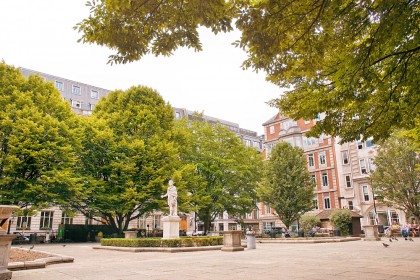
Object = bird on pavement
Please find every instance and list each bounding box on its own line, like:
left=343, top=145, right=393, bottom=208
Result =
left=29, top=245, right=34, bottom=250
left=408, top=237, right=414, bottom=242
left=389, top=238, right=392, bottom=242
left=382, top=243, right=390, bottom=248
left=62, top=244, right=66, bottom=247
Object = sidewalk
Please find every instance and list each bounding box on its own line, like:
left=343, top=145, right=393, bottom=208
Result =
left=12, top=239, right=420, bottom=280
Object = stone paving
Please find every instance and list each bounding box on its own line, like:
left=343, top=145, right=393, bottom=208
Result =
left=11, top=238, right=420, bottom=280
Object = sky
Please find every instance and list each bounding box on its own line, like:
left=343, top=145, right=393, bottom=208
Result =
left=0, top=0, right=283, bottom=135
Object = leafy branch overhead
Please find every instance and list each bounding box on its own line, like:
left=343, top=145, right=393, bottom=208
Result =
left=76, top=0, right=419, bottom=143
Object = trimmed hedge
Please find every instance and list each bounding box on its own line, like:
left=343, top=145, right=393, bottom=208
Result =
left=101, top=236, right=223, bottom=247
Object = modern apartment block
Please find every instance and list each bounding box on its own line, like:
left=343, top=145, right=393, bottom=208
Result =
left=19, top=67, right=109, bottom=116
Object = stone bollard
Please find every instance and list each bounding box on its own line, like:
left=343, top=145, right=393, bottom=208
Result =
left=246, top=234, right=256, bottom=249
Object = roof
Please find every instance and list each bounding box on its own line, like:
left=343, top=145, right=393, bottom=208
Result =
left=262, top=112, right=281, bottom=126
left=315, top=210, right=363, bottom=220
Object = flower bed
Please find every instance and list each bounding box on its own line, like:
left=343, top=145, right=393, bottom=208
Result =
left=101, top=236, right=223, bottom=247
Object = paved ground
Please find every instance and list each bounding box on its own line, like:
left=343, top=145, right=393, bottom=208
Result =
left=12, top=238, right=420, bottom=280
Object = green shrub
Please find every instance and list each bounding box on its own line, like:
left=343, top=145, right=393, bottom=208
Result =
left=101, top=236, right=223, bottom=247
left=300, top=215, right=321, bottom=234
left=329, top=210, right=352, bottom=236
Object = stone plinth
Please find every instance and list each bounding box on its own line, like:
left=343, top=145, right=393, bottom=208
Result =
left=246, top=234, right=256, bottom=249
left=221, top=230, right=244, bottom=252
left=123, top=231, right=137, bottom=239
left=0, top=235, right=15, bottom=280
left=363, top=225, right=381, bottom=241
left=162, top=216, right=181, bottom=239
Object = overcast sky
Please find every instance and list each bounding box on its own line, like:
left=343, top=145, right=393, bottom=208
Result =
left=0, top=0, right=283, bottom=134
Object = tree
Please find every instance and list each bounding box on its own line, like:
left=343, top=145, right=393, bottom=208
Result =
left=300, top=214, right=320, bottom=235
left=77, top=0, right=419, bottom=142
left=74, top=85, right=182, bottom=234
left=370, top=134, right=420, bottom=221
left=0, top=62, right=82, bottom=208
left=329, top=210, right=352, bottom=236
left=173, top=116, right=263, bottom=233
left=259, top=142, right=314, bottom=230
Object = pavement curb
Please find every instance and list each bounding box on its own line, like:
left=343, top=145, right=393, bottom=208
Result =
left=8, top=248, right=74, bottom=271
left=93, top=245, right=223, bottom=253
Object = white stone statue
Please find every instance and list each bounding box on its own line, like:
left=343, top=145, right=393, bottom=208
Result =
left=161, top=179, right=178, bottom=216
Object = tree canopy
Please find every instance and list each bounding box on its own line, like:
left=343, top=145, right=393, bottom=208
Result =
left=174, top=115, right=263, bottom=233
left=77, top=0, right=419, bottom=143
left=0, top=62, right=82, bottom=208
left=74, top=85, right=181, bottom=234
left=370, top=134, right=420, bottom=221
left=258, top=142, right=314, bottom=229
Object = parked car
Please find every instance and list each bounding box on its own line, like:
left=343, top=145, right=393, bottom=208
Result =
left=12, top=233, right=29, bottom=245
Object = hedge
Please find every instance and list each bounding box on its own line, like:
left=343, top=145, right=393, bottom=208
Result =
left=101, top=236, right=223, bottom=247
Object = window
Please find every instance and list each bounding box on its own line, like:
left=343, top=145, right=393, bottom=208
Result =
left=72, top=85, right=81, bottom=95
left=228, top=224, right=237, bottom=230
left=319, top=151, right=326, bottom=165
left=55, top=81, right=63, bottom=91
left=40, top=211, right=53, bottom=229
left=345, top=175, right=352, bottom=188
left=342, top=151, right=349, bottom=165
left=357, top=140, right=364, bottom=149
left=313, top=198, right=319, bottom=210
left=139, top=215, right=147, bottom=229
left=324, top=196, right=331, bottom=209
left=175, top=112, right=181, bottom=119
left=253, top=141, right=260, bottom=148
left=348, top=201, right=354, bottom=210
left=265, top=205, right=271, bottom=214
left=16, top=216, right=31, bottom=230
left=269, top=125, right=275, bottom=134
left=322, top=173, right=328, bottom=187
left=360, top=159, right=368, bottom=174
left=263, top=222, right=275, bottom=231
left=311, top=174, right=316, bottom=184
left=219, top=223, right=224, bottom=231
left=90, top=90, right=99, bottom=99
left=281, top=120, right=297, bottom=130
left=61, top=213, right=73, bottom=225
left=303, top=136, right=317, bottom=146
left=251, top=209, right=258, bottom=220
left=368, top=158, right=375, bottom=172
left=362, top=185, right=370, bottom=201
left=71, top=100, right=82, bottom=109
left=390, top=210, right=400, bottom=224
left=153, top=215, right=161, bottom=229
left=308, top=154, right=315, bottom=167
left=89, top=103, right=95, bottom=111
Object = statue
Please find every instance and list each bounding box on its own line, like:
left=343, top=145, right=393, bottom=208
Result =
left=161, top=179, right=178, bottom=216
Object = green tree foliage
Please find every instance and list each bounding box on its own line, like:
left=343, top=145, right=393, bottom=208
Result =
left=370, top=134, right=420, bottom=221
left=300, top=214, right=320, bottom=235
left=174, top=116, right=263, bottom=233
left=75, top=86, right=181, bottom=234
left=77, top=0, right=419, bottom=142
left=0, top=62, right=81, bottom=208
left=259, top=142, right=314, bottom=229
left=329, top=210, right=352, bottom=236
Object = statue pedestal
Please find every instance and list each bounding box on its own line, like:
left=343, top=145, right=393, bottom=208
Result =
left=162, top=216, right=181, bottom=239
left=363, top=225, right=381, bottom=241
left=221, top=230, right=244, bottom=252
left=0, top=234, right=15, bottom=280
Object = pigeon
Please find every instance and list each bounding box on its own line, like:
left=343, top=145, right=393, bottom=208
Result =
left=405, top=237, right=408, bottom=241
left=408, top=237, right=414, bottom=242
left=62, top=244, right=66, bottom=247
left=382, top=243, right=390, bottom=248
left=394, top=237, right=398, bottom=241
left=29, top=245, right=34, bottom=250
left=389, top=238, right=392, bottom=242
